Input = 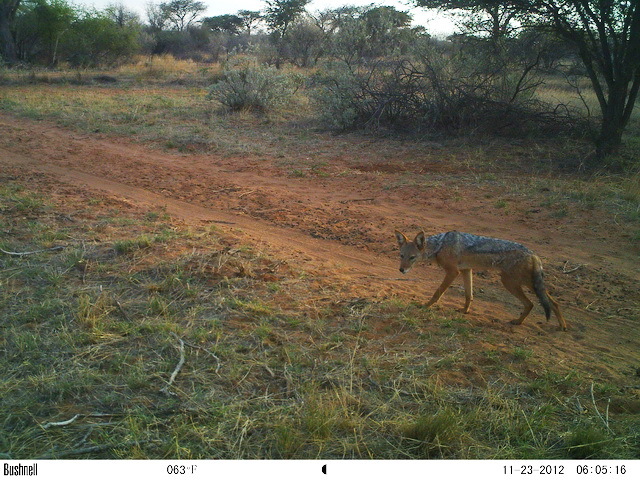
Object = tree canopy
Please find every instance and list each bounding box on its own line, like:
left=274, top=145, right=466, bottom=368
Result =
left=415, top=0, right=640, bottom=156
left=160, top=0, right=206, bottom=32
left=264, top=0, right=310, bottom=38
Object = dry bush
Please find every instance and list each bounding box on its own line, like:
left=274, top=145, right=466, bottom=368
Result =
left=313, top=42, right=586, bottom=138
left=207, top=58, right=304, bottom=113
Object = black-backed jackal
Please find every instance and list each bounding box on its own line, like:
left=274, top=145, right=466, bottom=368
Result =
left=395, top=230, right=567, bottom=331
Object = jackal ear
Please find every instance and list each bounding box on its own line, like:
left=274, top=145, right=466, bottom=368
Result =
left=415, top=231, right=426, bottom=251
left=395, top=230, right=408, bottom=247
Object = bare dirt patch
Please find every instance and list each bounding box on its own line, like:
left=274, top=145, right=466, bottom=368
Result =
left=1, top=113, right=639, bottom=389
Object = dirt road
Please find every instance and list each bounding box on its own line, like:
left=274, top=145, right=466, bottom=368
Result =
left=1, top=114, right=638, bottom=386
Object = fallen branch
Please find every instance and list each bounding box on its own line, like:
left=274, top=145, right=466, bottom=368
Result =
left=562, top=261, right=584, bottom=274
left=0, top=245, right=65, bottom=257
left=42, top=414, right=80, bottom=430
left=238, top=190, right=256, bottom=198
left=160, top=335, right=186, bottom=396
left=339, top=198, right=375, bottom=204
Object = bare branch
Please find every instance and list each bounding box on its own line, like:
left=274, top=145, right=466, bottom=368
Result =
left=160, top=334, right=186, bottom=396
left=41, top=414, right=81, bottom=430
left=0, top=245, right=65, bottom=257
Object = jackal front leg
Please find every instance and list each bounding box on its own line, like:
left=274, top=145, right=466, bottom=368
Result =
left=461, top=269, right=473, bottom=313
left=425, top=269, right=459, bottom=308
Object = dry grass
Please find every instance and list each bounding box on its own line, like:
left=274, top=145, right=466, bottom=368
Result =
left=1, top=60, right=639, bottom=459
left=535, top=75, right=600, bottom=115
left=1, top=171, right=638, bottom=460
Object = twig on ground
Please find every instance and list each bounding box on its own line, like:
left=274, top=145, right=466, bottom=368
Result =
left=0, top=245, right=65, bottom=257
left=562, top=261, right=584, bottom=274
left=238, top=190, right=256, bottom=198
left=160, top=335, right=186, bottom=396
left=41, top=414, right=81, bottom=430
left=339, top=198, right=375, bottom=204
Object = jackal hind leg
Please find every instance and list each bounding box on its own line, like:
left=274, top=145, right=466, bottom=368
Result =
left=425, top=269, right=459, bottom=308
left=547, top=292, right=568, bottom=331
left=500, top=274, right=533, bottom=325
left=461, top=269, right=473, bottom=313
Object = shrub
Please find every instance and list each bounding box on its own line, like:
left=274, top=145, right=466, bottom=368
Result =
left=63, top=14, right=140, bottom=67
left=310, top=60, right=363, bottom=130
left=208, top=60, right=302, bottom=112
left=313, top=58, right=539, bottom=133
left=313, top=41, right=583, bottom=136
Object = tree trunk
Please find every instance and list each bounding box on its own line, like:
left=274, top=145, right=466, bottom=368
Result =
left=0, top=0, right=20, bottom=64
left=595, top=81, right=633, bottom=158
left=0, top=17, right=17, bottom=63
left=596, top=119, right=624, bottom=158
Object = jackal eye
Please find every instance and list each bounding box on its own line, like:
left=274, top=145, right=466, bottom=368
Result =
left=409, top=255, right=416, bottom=261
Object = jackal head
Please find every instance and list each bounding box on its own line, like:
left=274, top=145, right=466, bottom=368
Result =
left=395, top=230, right=426, bottom=274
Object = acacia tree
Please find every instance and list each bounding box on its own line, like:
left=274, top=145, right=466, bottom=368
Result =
left=203, top=14, right=243, bottom=35
left=416, top=0, right=640, bottom=159
left=415, top=0, right=520, bottom=39
left=264, top=0, right=309, bottom=67
left=317, top=5, right=417, bottom=63
left=237, top=10, right=262, bottom=36
left=160, top=0, right=206, bottom=31
left=264, top=0, right=308, bottom=39
left=105, top=2, right=140, bottom=28
left=146, top=2, right=167, bottom=32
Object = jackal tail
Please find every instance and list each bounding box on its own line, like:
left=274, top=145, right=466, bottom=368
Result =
left=532, top=256, right=552, bottom=321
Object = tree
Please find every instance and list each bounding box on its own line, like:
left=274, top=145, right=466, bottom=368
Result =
left=283, top=16, right=324, bottom=66
left=64, top=11, right=140, bottom=66
left=146, top=2, right=167, bottom=32
left=203, top=14, right=243, bottom=35
left=415, top=0, right=640, bottom=159
left=362, top=5, right=413, bottom=34
left=160, top=0, right=206, bottom=31
left=105, top=2, right=140, bottom=28
left=264, top=0, right=309, bottom=39
left=13, top=0, right=75, bottom=65
left=360, top=6, right=414, bottom=56
left=0, top=0, right=20, bottom=63
left=320, top=5, right=419, bottom=62
left=237, top=10, right=262, bottom=36
left=533, top=0, right=640, bottom=158
left=416, top=0, right=520, bottom=39
left=264, top=0, right=309, bottom=67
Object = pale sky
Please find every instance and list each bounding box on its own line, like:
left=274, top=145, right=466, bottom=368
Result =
left=72, top=0, right=458, bottom=37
